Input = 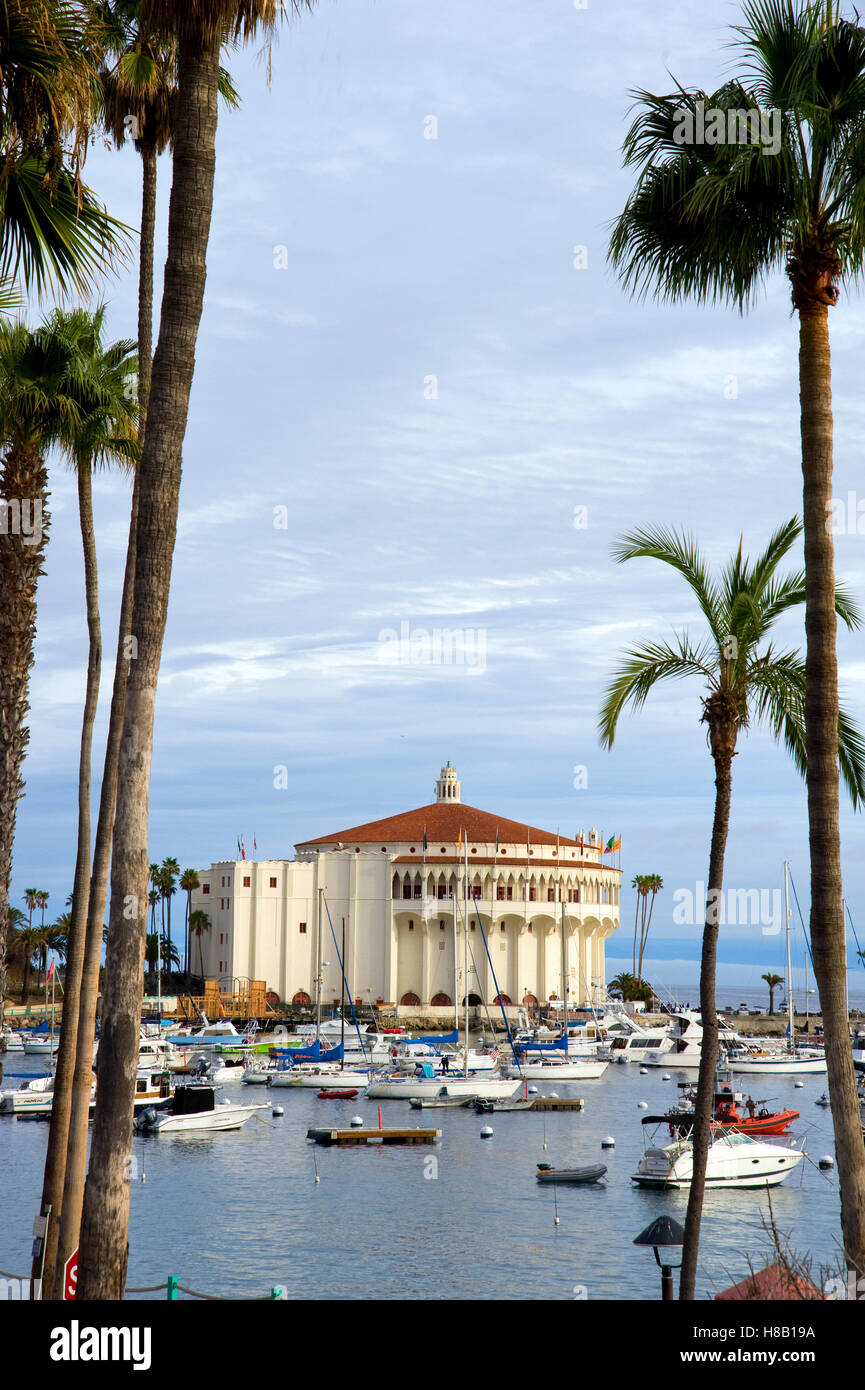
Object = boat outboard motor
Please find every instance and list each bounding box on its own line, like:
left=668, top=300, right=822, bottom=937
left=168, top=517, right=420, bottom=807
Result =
left=135, top=1106, right=158, bottom=1132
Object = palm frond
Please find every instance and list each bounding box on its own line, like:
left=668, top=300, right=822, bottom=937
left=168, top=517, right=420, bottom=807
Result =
left=612, top=525, right=725, bottom=638
left=598, top=635, right=717, bottom=749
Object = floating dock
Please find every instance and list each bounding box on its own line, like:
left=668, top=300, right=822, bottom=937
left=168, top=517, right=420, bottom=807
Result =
left=306, top=1126, right=441, bottom=1146
left=531, top=1097, right=584, bottom=1111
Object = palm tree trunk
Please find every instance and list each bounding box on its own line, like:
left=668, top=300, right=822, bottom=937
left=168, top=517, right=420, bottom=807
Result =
left=798, top=303, right=865, bottom=1275
left=34, top=463, right=101, bottom=1297
left=679, top=746, right=734, bottom=1299
left=78, top=28, right=221, bottom=1301
left=0, top=444, right=49, bottom=1024
left=54, top=121, right=161, bottom=1299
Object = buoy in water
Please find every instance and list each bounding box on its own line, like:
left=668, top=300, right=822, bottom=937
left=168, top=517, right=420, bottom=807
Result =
left=528, top=1086, right=538, bottom=1094
left=794, top=1081, right=804, bottom=1089
left=601, top=1135, right=615, bottom=1148
left=350, top=1115, right=364, bottom=1127
left=272, top=1105, right=284, bottom=1117
left=314, top=1174, right=321, bottom=1184
left=638, top=1101, right=648, bottom=1109
left=639, top=1067, right=648, bottom=1075
left=662, top=1073, right=671, bottom=1081
left=819, top=1154, right=835, bottom=1170
left=480, top=1126, right=494, bottom=1138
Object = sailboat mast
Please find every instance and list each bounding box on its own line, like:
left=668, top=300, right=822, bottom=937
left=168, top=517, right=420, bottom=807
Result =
left=316, top=886, right=323, bottom=1047
left=784, top=860, right=794, bottom=1054
left=340, top=916, right=346, bottom=1072
left=464, top=835, right=469, bottom=1079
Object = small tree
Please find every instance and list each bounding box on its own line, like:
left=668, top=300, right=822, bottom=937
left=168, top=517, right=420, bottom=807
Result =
left=762, top=972, right=785, bottom=1016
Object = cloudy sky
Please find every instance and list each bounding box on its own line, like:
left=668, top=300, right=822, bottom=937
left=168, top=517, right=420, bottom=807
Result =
left=13, top=0, right=865, bottom=995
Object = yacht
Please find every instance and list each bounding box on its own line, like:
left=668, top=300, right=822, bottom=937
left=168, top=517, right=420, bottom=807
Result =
left=642, top=1011, right=744, bottom=1069
left=133, top=1083, right=267, bottom=1133
left=631, top=1130, right=805, bottom=1188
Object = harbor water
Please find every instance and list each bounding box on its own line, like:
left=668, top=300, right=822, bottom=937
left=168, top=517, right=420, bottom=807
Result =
left=0, top=1052, right=847, bottom=1300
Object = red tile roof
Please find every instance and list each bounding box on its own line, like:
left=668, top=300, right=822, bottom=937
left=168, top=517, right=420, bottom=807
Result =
left=295, top=802, right=586, bottom=850
left=715, top=1263, right=824, bottom=1301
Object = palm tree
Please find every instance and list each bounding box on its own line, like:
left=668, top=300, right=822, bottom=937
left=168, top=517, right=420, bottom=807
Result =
left=762, top=972, right=785, bottom=1015
left=598, top=518, right=865, bottom=1299
left=180, top=868, right=199, bottom=984
left=637, top=874, right=663, bottom=983
left=631, top=875, right=647, bottom=977
left=0, top=1, right=130, bottom=1026
left=608, top=0, right=865, bottom=1283
left=160, top=856, right=179, bottom=979
left=189, top=910, right=212, bottom=983
left=608, top=971, right=653, bottom=1004
left=32, top=307, right=138, bottom=1297
left=79, top=0, right=319, bottom=1301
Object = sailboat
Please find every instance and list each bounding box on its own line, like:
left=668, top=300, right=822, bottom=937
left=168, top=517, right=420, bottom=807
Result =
left=726, top=862, right=827, bottom=1076
left=509, top=896, right=608, bottom=1081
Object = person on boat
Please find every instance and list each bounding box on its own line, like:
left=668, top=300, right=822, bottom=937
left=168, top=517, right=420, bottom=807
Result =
left=745, top=1095, right=757, bottom=1120
left=441, top=1054, right=450, bottom=1074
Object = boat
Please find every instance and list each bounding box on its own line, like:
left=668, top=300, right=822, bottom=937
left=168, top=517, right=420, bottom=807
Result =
left=164, top=1016, right=253, bottom=1049
left=409, top=1093, right=475, bottom=1109
left=816, top=1093, right=831, bottom=1107
left=317, top=1088, right=360, bottom=1100
left=1, top=1066, right=171, bottom=1116
left=535, top=1162, right=607, bottom=1185
left=474, top=1097, right=534, bottom=1112
left=367, top=1064, right=521, bottom=1101
left=133, top=1084, right=267, bottom=1133
left=645, top=1080, right=799, bottom=1137
left=642, top=1010, right=745, bottom=1069
left=241, top=1060, right=275, bottom=1085
left=631, top=1129, right=805, bottom=1189
left=506, top=1055, right=607, bottom=1080
left=271, top=1062, right=371, bottom=1089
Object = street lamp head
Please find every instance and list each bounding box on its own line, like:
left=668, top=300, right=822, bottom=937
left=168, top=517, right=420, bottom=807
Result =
left=633, top=1215, right=686, bottom=1269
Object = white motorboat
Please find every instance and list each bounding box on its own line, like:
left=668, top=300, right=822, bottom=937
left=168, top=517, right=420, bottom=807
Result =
left=134, top=1084, right=267, bottom=1133
left=0, top=1072, right=62, bottom=1114
left=367, top=1069, right=522, bottom=1101
left=631, top=1129, right=804, bottom=1188
left=389, top=1042, right=500, bottom=1075
left=165, top=1016, right=253, bottom=1049
left=643, top=1010, right=744, bottom=1069
left=241, top=1060, right=275, bottom=1085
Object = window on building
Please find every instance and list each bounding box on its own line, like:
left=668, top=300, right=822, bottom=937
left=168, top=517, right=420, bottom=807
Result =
left=226, top=876, right=231, bottom=886
left=496, top=886, right=505, bottom=900
left=470, top=923, right=476, bottom=932
left=269, top=877, right=277, bottom=888
left=413, top=885, right=422, bottom=899
left=439, top=922, right=445, bottom=930
left=547, top=888, right=556, bottom=902
left=299, top=923, right=307, bottom=934
left=243, top=876, right=250, bottom=888
left=202, top=884, right=210, bottom=894
left=403, top=885, right=412, bottom=900
left=506, top=887, right=513, bottom=901
left=408, top=922, right=414, bottom=931
left=528, top=886, right=536, bottom=901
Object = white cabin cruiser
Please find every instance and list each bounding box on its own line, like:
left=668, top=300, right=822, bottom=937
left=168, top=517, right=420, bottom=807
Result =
left=134, top=1083, right=267, bottom=1133
left=642, top=1011, right=744, bottom=1069
left=631, top=1129, right=804, bottom=1189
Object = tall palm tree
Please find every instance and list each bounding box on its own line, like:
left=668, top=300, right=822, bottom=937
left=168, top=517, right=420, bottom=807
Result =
left=160, top=856, right=179, bottom=978
left=636, top=874, right=664, bottom=984
left=189, top=909, right=211, bottom=982
left=631, top=875, right=647, bottom=977
left=762, top=972, right=785, bottom=1015
left=78, top=0, right=319, bottom=1301
left=598, top=518, right=865, bottom=1298
left=32, top=307, right=138, bottom=1297
left=180, top=868, right=200, bottom=984
left=608, top=0, right=865, bottom=1283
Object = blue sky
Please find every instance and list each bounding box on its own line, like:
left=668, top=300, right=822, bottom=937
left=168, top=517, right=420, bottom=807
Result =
left=11, top=0, right=865, bottom=992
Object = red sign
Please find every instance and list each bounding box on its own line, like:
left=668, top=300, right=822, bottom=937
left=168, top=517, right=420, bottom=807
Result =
left=63, top=1249, right=78, bottom=1301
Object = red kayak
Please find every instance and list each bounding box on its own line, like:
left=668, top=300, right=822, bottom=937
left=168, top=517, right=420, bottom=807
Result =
left=316, top=1088, right=359, bottom=1100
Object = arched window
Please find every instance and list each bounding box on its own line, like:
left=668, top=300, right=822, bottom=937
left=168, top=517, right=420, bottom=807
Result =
left=431, top=992, right=452, bottom=1007
left=400, top=991, right=421, bottom=1006
left=292, top=989, right=311, bottom=1006
left=493, top=993, right=512, bottom=1006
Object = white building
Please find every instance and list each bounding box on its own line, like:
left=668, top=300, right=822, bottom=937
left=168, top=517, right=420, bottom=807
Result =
left=192, top=765, right=621, bottom=1011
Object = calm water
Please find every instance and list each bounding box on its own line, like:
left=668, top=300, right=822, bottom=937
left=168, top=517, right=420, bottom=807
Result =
left=0, top=1053, right=848, bottom=1301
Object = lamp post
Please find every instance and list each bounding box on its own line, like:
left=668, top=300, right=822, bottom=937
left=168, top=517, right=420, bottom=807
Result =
left=633, top=1215, right=686, bottom=1300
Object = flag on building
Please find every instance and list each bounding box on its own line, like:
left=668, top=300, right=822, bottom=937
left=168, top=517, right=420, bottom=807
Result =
left=423, top=827, right=428, bottom=853
left=253, top=834, right=257, bottom=853
left=604, top=835, right=617, bottom=854
left=495, top=828, right=500, bottom=854
left=46, top=959, right=55, bottom=984
left=457, top=827, right=463, bottom=852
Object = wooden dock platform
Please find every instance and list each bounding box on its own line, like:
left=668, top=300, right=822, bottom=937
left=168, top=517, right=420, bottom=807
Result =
left=306, top=1126, right=441, bottom=1146
left=531, top=1097, right=584, bottom=1111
